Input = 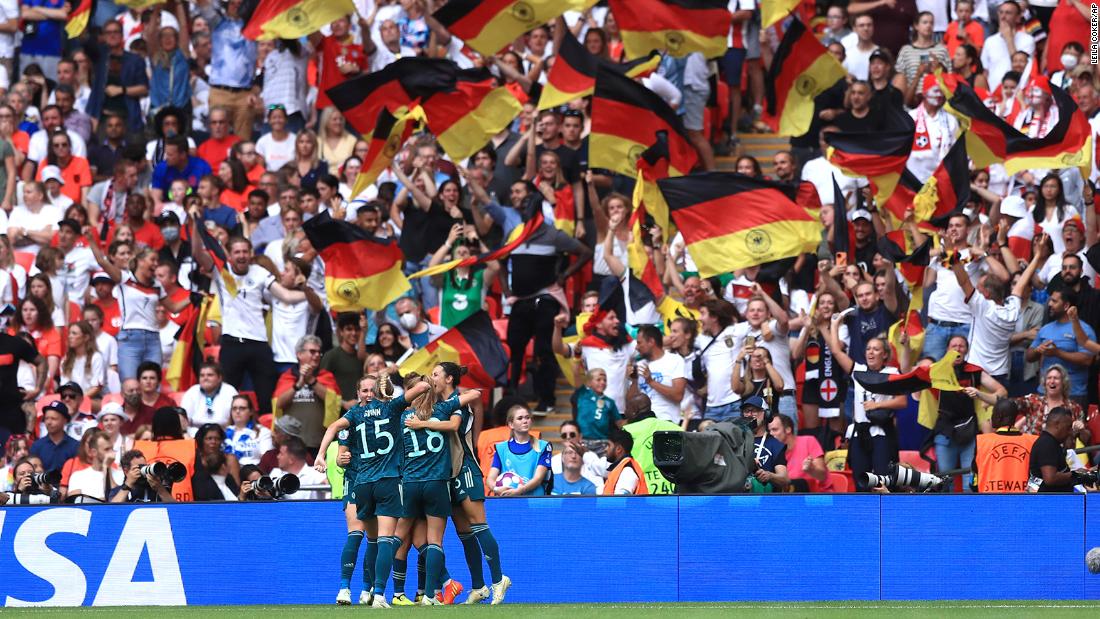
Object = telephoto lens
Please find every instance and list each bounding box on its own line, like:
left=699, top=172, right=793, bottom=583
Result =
left=31, top=470, right=62, bottom=487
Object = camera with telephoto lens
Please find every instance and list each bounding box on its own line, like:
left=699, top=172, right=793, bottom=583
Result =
left=253, top=474, right=300, bottom=498
left=140, top=461, right=187, bottom=485
left=31, top=470, right=62, bottom=489
left=1071, top=469, right=1100, bottom=487
left=865, top=463, right=951, bottom=493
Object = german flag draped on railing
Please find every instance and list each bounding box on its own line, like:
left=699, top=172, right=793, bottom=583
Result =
left=349, top=105, right=426, bottom=199
left=420, top=68, right=522, bottom=161
left=539, top=33, right=661, bottom=110
left=825, top=115, right=915, bottom=211
left=432, top=0, right=598, bottom=56
left=241, top=0, right=356, bottom=40
left=941, top=77, right=1092, bottom=179
left=301, top=212, right=410, bottom=312
left=408, top=212, right=545, bottom=279
left=590, top=67, right=698, bottom=177
left=658, top=172, right=822, bottom=277
left=762, top=18, right=847, bottom=136
left=607, top=0, right=730, bottom=59
left=399, top=310, right=509, bottom=391
left=65, top=0, right=91, bottom=38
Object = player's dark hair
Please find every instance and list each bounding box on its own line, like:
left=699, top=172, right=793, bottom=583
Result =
left=436, top=361, right=467, bottom=388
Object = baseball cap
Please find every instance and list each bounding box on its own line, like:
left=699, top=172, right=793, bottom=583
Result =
left=869, top=49, right=890, bottom=64
left=91, top=271, right=114, bottom=285
left=274, top=415, right=303, bottom=438
left=97, top=401, right=130, bottom=422
left=155, top=211, right=181, bottom=226
left=741, top=395, right=767, bottom=412
left=58, top=381, right=84, bottom=398
left=848, top=209, right=873, bottom=222
left=999, top=195, right=1028, bottom=219
left=1066, top=217, right=1085, bottom=234
left=44, top=400, right=71, bottom=421
left=40, top=165, right=65, bottom=185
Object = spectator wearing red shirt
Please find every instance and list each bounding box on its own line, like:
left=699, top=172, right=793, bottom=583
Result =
left=90, top=270, right=122, bottom=336
left=36, top=131, right=91, bottom=204
left=944, top=0, right=985, bottom=58
left=1044, top=0, right=1100, bottom=72
left=311, top=16, right=369, bottom=110
left=767, top=413, right=832, bottom=492
left=122, top=194, right=164, bottom=250
left=9, top=296, right=62, bottom=388
left=196, top=107, right=240, bottom=172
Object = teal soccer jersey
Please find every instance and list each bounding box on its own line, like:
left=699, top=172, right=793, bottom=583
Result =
left=400, top=396, right=462, bottom=482
left=344, top=395, right=408, bottom=485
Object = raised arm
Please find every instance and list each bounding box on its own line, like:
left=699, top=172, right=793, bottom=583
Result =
left=313, top=416, right=352, bottom=473
left=84, top=228, right=123, bottom=282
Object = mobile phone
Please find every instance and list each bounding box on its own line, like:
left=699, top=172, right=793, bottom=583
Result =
left=835, top=252, right=848, bottom=267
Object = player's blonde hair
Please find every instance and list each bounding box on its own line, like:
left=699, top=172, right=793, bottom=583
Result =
left=403, top=373, right=434, bottom=420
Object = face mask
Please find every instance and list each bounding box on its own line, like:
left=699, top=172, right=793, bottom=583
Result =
left=1061, top=54, right=1079, bottom=70
left=161, top=226, right=180, bottom=243
left=399, top=312, right=419, bottom=330
left=924, top=92, right=944, bottom=107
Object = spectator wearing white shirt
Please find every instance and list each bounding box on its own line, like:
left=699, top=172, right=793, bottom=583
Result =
left=255, top=106, right=297, bottom=171
left=181, top=362, right=239, bottom=429
left=549, top=421, right=608, bottom=492
left=270, top=435, right=328, bottom=500
left=26, top=107, right=88, bottom=175
left=923, top=213, right=991, bottom=359
left=696, top=299, right=742, bottom=422
left=630, top=326, right=687, bottom=425
left=7, top=182, right=63, bottom=256
left=56, top=219, right=95, bottom=305
left=907, top=75, right=958, bottom=182
left=60, top=321, right=106, bottom=400
left=980, top=1, right=1035, bottom=89
left=842, top=14, right=879, bottom=80
left=1039, top=218, right=1096, bottom=286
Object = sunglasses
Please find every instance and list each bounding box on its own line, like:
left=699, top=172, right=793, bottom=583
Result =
left=561, top=431, right=577, bottom=439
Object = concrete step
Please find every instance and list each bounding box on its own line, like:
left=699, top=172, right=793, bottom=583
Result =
left=716, top=132, right=789, bottom=177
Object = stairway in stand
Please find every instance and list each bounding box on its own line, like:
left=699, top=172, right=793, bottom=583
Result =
left=716, top=132, right=789, bottom=177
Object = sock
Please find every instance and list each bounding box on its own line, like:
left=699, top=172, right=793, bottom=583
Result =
left=472, top=523, right=503, bottom=584
left=416, top=545, right=427, bottom=596
left=438, top=562, right=451, bottom=595
left=424, top=544, right=444, bottom=599
left=392, top=557, right=408, bottom=596
left=459, top=531, right=485, bottom=589
left=364, top=538, right=378, bottom=588
left=340, top=531, right=364, bottom=589
left=373, top=536, right=399, bottom=595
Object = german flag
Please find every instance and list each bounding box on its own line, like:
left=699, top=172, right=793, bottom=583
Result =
left=591, top=67, right=698, bottom=177
left=633, top=131, right=673, bottom=233
left=408, top=212, right=545, bottom=279
left=65, top=0, right=91, bottom=38
left=878, top=228, right=931, bottom=359
left=432, top=0, right=598, bottom=56
left=879, top=169, right=924, bottom=225
left=825, top=122, right=914, bottom=211
left=832, top=176, right=855, bottom=264
left=302, top=212, right=410, bottom=312
left=420, top=68, right=522, bottom=161
left=658, top=172, right=822, bottom=277
left=350, top=105, right=426, bottom=200
left=853, top=351, right=963, bottom=396
left=165, top=294, right=214, bottom=392
left=242, top=0, right=355, bottom=40
left=607, top=0, right=730, bottom=59
left=399, top=310, right=509, bottom=391
left=197, top=225, right=239, bottom=298
left=762, top=0, right=801, bottom=28
left=912, top=139, right=970, bottom=227
left=944, top=79, right=1092, bottom=179
left=539, top=33, right=661, bottom=110
left=327, top=57, right=458, bottom=138
left=114, top=0, right=163, bottom=8
left=273, top=367, right=342, bottom=428
left=762, top=18, right=847, bottom=137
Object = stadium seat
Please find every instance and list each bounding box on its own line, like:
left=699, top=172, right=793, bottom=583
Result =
left=258, top=414, right=273, bottom=429
left=827, top=472, right=850, bottom=493
left=427, top=306, right=440, bottom=324
left=169, top=391, right=185, bottom=405
left=203, top=345, right=221, bottom=362
left=239, top=391, right=259, bottom=411
left=13, top=251, right=34, bottom=274
left=1088, top=405, right=1100, bottom=446
left=485, top=295, right=502, bottom=319
left=492, top=319, right=508, bottom=342
left=898, top=450, right=932, bottom=473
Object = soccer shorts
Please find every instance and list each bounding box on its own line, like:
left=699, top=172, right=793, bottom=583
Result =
left=354, top=477, right=404, bottom=520
left=402, top=480, right=452, bottom=519
left=451, top=463, right=485, bottom=504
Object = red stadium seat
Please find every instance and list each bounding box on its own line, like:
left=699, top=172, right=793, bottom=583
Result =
left=239, top=391, right=259, bottom=411
left=13, top=251, right=34, bottom=274
left=898, top=450, right=932, bottom=473
left=169, top=391, right=185, bottom=405
left=427, top=306, right=440, bottom=324
left=485, top=295, right=502, bottom=319
left=203, top=345, right=221, bottom=362
left=1088, top=405, right=1100, bottom=446
left=492, top=319, right=508, bottom=342
left=827, top=472, right=850, bottom=493
left=258, top=414, right=273, bottom=429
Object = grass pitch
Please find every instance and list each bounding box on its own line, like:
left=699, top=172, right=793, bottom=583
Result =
left=5, top=601, right=1100, bottom=618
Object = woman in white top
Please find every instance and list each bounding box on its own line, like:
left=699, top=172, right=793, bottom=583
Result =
left=66, top=430, right=124, bottom=503
left=60, top=321, right=106, bottom=400
left=827, top=319, right=907, bottom=492
left=0, top=234, right=27, bottom=304
left=589, top=185, right=631, bottom=283
left=87, top=217, right=190, bottom=381
left=1032, top=173, right=1078, bottom=255
left=7, top=181, right=62, bottom=256
left=224, top=394, right=273, bottom=466
left=256, top=106, right=299, bottom=172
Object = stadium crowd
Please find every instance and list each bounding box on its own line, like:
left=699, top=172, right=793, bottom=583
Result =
left=3, top=0, right=1100, bottom=507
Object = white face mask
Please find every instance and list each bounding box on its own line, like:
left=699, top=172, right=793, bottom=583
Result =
left=924, top=89, right=944, bottom=107
left=1028, top=88, right=1047, bottom=107
left=399, top=312, right=419, bottom=330
left=1061, top=54, right=1079, bottom=70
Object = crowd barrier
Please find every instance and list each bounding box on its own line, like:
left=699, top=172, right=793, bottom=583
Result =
left=0, top=495, right=1098, bottom=606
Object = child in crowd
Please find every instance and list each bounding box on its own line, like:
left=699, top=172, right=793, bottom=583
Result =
left=570, top=368, right=622, bottom=446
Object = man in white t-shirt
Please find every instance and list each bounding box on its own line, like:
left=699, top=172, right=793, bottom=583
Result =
left=696, top=299, right=742, bottom=421
left=924, top=213, right=998, bottom=360
left=630, top=326, right=686, bottom=424
left=57, top=219, right=95, bottom=305
left=841, top=14, right=878, bottom=80
left=554, top=310, right=636, bottom=414
left=981, top=1, right=1035, bottom=89
left=270, top=436, right=328, bottom=500
left=180, top=362, right=239, bottom=428
left=732, top=289, right=796, bottom=421
left=370, top=19, right=418, bottom=72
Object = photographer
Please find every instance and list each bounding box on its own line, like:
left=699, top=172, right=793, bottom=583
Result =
left=237, top=464, right=274, bottom=501
left=2, top=457, right=59, bottom=505
left=1028, top=407, right=1087, bottom=493
left=109, top=450, right=175, bottom=503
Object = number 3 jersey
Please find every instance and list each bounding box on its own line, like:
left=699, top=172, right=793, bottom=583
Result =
left=344, top=395, right=409, bottom=486
left=400, top=396, right=463, bottom=482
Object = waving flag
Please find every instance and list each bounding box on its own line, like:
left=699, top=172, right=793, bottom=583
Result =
left=825, top=120, right=914, bottom=211
left=539, top=34, right=661, bottom=110
left=854, top=351, right=962, bottom=396
left=878, top=229, right=932, bottom=360
left=420, top=68, right=521, bottom=161
left=659, top=172, right=822, bottom=276
left=762, top=0, right=801, bottom=28
left=591, top=67, right=698, bottom=177
left=408, top=213, right=545, bottom=279
left=66, top=0, right=91, bottom=38
left=302, top=212, right=410, bottom=311
left=607, top=0, right=730, bottom=59
left=350, top=105, right=426, bottom=199
left=912, top=139, right=971, bottom=227
left=399, top=310, right=509, bottom=391
left=762, top=18, right=847, bottom=136
left=433, top=0, right=598, bottom=56
left=832, top=176, right=854, bottom=264
left=633, top=131, right=673, bottom=232
left=165, top=294, right=214, bottom=392
left=327, top=58, right=459, bottom=138
left=943, top=79, right=1092, bottom=179
left=242, top=0, right=356, bottom=40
